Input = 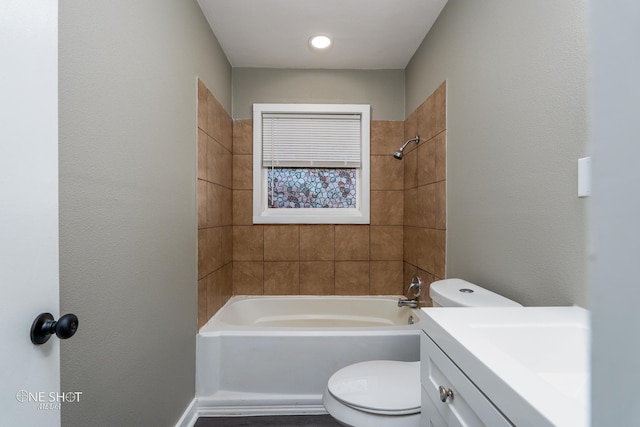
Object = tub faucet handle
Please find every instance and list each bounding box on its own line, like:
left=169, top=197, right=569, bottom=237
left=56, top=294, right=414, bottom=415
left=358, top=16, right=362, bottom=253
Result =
left=407, top=274, right=422, bottom=299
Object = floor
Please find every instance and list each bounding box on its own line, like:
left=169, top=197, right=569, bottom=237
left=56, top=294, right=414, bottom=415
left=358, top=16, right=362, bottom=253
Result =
left=194, top=415, right=342, bottom=426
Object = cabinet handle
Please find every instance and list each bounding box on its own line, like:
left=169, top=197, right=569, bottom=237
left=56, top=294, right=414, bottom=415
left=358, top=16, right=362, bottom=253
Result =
left=438, top=385, right=454, bottom=403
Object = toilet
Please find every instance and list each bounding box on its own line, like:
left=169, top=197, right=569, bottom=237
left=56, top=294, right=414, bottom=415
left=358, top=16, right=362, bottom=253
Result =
left=322, top=278, right=522, bottom=427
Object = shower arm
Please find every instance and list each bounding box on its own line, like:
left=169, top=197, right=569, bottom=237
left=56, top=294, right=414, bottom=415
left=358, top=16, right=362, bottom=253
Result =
left=399, top=136, right=420, bottom=151
left=393, top=135, right=421, bottom=160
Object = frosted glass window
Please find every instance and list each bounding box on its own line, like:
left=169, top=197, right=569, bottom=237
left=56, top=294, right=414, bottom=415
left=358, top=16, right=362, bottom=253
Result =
left=267, top=168, right=357, bottom=208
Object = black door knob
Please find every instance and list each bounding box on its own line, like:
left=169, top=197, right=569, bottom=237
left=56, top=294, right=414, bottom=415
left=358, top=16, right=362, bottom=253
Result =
left=30, top=313, right=79, bottom=345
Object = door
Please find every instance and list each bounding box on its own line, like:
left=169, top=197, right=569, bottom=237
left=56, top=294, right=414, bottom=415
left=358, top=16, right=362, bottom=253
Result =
left=0, top=1, right=61, bottom=426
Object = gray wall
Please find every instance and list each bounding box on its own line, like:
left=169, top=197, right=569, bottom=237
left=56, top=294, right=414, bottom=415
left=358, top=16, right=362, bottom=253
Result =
left=589, top=1, right=640, bottom=425
left=232, top=68, right=405, bottom=120
left=406, top=0, right=588, bottom=306
left=59, top=1, right=231, bottom=426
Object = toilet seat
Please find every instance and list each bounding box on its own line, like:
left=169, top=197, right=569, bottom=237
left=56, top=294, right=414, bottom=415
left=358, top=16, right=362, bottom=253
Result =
left=326, top=360, right=421, bottom=415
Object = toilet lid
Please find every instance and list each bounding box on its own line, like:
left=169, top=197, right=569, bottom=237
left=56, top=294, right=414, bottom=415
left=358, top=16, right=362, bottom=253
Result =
left=327, top=360, right=421, bottom=415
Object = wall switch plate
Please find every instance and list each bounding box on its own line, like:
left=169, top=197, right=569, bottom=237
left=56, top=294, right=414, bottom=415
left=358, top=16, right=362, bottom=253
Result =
left=578, top=157, right=591, bottom=197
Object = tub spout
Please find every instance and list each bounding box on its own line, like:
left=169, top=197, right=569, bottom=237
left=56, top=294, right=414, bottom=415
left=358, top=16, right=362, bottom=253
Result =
left=397, top=298, right=419, bottom=308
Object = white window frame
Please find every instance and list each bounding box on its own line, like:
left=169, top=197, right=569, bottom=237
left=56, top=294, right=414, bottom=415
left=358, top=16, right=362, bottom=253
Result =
left=252, top=103, right=370, bottom=224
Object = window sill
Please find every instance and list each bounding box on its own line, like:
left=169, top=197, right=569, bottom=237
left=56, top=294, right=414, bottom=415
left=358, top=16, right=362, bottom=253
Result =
left=253, top=208, right=369, bottom=225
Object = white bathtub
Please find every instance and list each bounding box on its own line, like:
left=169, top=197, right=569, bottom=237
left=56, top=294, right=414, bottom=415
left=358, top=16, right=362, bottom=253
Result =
left=196, top=295, right=421, bottom=416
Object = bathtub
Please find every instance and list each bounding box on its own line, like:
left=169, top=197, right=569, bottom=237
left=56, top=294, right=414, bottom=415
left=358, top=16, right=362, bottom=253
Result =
left=196, top=295, right=421, bottom=416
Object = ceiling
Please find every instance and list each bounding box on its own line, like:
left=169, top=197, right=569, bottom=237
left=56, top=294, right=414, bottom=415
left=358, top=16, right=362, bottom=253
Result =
left=196, top=0, right=448, bottom=70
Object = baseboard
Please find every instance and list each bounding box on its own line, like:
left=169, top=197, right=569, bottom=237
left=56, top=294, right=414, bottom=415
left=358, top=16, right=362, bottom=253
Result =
left=197, top=404, right=327, bottom=418
left=175, top=397, right=327, bottom=426
left=175, top=398, right=198, bottom=427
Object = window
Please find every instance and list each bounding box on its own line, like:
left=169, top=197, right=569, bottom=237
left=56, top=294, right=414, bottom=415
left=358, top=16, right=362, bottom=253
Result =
left=253, top=103, right=370, bottom=224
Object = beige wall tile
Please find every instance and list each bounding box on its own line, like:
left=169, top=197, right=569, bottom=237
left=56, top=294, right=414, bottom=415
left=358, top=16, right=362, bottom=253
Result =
left=417, top=227, right=434, bottom=274
left=371, top=120, right=404, bottom=155
left=198, top=179, right=208, bottom=229
left=433, top=229, right=446, bottom=278
left=206, top=183, right=232, bottom=227
left=207, top=264, right=232, bottom=318
left=232, top=154, right=252, bottom=190
left=403, top=147, right=418, bottom=190
left=401, top=82, right=447, bottom=301
left=233, top=261, right=264, bottom=295
left=404, top=110, right=418, bottom=155
left=264, top=261, right=299, bottom=294
left=264, top=225, right=300, bottom=261
left=335, top=261, right=369, bottom=294
left=417, top=183, right=437, bottom=229
left=198, top=129, right=208, bottom=180
left=435, top=181, right=446, bottom=230
left=370, top=226, right=403, bottom=260
left=370, top=191, right=403, bottom=225
left=219, top=263, right=233, bottom=307
left=214, top=186, right=232, bottom=227
left=370, top=261, right=403, bottom=295
left=198, top=81, right=234, bottom=322
left=207, top=267, right=224, bottom=317
left=233, top=190, right=253, bottom=225
left=300, top=261, right=335, bottom=295
left=233, top=225, right=263, bottom=261
left=222, top=187, right=233, bottom=226
left=220, top=112, right=233, bottom=153
left=434, top=131, right=446, bottom=182
left=198, top=228, right=212, bottom=279
left=335, top=225, right=369, bottom=260
left=417, top=140, right=437, bottom=186
left=402, top=226, right=417, bottom=265
left=223, top=226, right=233, bottom=265
left=403, top=226, right=418, bottom=267
left=208, top=226, right=230, bottom=273
left=210, top=93, right=227, bottom=144
left=371, top=155, right=403, bottom=190
left=208, top=137, right=232, bottom=188
left=233, top=119, right=253, bottom=155
left=300, top=225, right=335, bottom=261
left=206, top=264, right=232, bottom=318
left=206, top=90, right=221, bottom=142
left=404, top=187, right=418, bottom=227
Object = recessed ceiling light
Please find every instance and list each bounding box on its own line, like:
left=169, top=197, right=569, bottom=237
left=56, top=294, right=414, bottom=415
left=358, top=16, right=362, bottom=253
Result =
left=309, top=35, right=332, bottom=50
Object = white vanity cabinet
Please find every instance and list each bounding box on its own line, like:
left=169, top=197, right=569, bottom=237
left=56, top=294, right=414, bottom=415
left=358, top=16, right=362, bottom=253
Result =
left=420, top=330, right=511, bottom=427
left=419, top=307, right=590, bottom=427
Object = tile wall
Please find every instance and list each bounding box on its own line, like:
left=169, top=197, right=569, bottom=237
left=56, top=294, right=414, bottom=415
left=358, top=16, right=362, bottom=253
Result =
left=231, top=120, right=406, bottom=297
left=403, top=81, right=447, bottom=306
left=197, top=79, right=233, bottom=327
left=197, top=80, right=446, bottom=327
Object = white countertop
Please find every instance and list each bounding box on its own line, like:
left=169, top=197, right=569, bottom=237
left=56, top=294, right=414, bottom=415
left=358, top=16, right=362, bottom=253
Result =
left=420, top=306, right=590, bottom=427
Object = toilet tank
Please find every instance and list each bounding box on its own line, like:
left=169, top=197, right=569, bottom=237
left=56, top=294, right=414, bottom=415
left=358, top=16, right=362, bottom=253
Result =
left=430, top=279, right=522, bottom=307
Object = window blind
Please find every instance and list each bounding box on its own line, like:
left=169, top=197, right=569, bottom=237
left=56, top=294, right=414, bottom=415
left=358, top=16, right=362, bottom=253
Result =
left=262, top=113, right=362, bottom=168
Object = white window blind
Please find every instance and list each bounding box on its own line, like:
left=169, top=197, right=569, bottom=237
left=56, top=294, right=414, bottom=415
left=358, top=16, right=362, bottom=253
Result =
left=262, top=113, right=362, bottom=168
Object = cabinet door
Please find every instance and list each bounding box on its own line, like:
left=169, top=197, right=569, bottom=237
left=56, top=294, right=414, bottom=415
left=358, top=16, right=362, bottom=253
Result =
left=422, top=386, right=448, bottom=427
left=421, top=332, right=512, bottom=427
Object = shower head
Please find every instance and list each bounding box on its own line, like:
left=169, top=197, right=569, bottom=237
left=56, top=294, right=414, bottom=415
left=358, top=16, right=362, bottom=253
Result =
left=393, top=135, right=420, bottom=160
